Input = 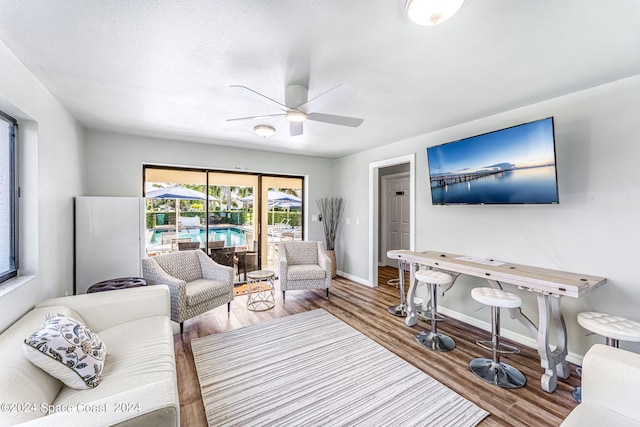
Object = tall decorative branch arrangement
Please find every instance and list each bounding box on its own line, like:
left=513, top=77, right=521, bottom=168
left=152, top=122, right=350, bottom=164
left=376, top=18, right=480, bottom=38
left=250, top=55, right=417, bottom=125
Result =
left=316, top=197, right=344, bottom=250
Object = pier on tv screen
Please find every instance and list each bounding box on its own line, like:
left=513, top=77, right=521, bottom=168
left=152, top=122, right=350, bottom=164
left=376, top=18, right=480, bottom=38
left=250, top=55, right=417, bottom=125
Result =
left=427, top=117, right=559, bottom=205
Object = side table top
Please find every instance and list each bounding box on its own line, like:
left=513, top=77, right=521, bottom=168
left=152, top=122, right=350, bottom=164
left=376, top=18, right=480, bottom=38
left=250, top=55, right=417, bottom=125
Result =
left=247, top=270, right=275, bottom=280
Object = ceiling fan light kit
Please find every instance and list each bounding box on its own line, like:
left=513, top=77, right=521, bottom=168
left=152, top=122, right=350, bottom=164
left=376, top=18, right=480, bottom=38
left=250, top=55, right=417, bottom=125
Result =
left=286, top=110, right=307, bottom=122
left=405, top=0, right=464, bottom=26
left=228, top=83, right=363, bottom=137
left=253, top=124, right=276, bottom=138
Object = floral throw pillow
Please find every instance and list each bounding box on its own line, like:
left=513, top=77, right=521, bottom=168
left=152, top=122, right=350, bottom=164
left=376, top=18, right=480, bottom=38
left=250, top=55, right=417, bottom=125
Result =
left=23, top=313, right=106, bottom=389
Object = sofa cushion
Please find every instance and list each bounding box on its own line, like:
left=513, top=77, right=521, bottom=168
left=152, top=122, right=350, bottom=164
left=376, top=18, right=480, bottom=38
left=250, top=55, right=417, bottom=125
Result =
left=154, top=250, right=202, bottom=283
left=52, top=315, right=177, bottom=416
left=283, top=241, right=318, bottom=265
left=0, top=306, right=83, bottom=425
left=187, top=278, right=233, bottom=306
left=287, top=264, right=327, bottom=281
left=560, top=402, right=640, bottom=427
left=23, top=313, right=106, bottom=389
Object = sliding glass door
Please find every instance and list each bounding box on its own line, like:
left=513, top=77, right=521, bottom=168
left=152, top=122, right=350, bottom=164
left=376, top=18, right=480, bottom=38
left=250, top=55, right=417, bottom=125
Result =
left=143, top=166, right=303, bottom=282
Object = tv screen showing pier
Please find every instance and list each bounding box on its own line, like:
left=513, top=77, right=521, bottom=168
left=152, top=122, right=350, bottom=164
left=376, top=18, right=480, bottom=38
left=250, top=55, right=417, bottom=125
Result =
left=427, top=117, right=559, bottom=205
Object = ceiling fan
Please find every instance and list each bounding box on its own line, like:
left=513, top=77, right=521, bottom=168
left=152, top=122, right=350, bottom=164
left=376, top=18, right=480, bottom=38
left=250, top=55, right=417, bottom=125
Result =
left=227, top=84, right=364, bottom=136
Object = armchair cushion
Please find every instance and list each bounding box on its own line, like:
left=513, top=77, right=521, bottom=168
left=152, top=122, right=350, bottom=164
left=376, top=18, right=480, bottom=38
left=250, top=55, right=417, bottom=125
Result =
left=287, top=264, right=327, bottom=281
left=187, top=279, right=234, bottom=306
left=282, top=241, right=319, bottom=265
left=153, top=250, right=202, bottom=283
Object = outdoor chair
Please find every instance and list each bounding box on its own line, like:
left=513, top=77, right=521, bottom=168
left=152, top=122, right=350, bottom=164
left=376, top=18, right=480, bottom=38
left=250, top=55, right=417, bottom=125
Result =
left=142, top=250, right=235, bottom=334
left=171, top=238, right=192, bottom=252
left=207, top=240, right=225, bottom=250
left=279, top=241, right=332, bottom=301
left=237, top=240, right=259, bottom=281
left=178, top=241, right=201, bottom=251
left=210, top=246, right=236, bottom=268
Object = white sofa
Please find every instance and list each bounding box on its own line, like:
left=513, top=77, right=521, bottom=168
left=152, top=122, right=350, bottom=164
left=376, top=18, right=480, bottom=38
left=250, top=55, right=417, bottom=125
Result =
left=561, top=344, right=640, bottom=427
left=0, top=285, right=179, bottom=426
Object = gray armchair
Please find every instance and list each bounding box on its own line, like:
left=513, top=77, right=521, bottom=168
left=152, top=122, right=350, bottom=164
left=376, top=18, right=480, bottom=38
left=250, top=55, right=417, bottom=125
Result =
left=278, top=241, right=332, bottom=301
left=142, top=249, right=234, bottom=333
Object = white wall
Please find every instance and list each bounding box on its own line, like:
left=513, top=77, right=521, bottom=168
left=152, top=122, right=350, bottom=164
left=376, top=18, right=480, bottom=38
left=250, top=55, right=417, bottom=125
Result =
left=335, top=74, right=640, bottom=359
left=0, top=40, right=85, bottom=332
left=83, top=129, right=334, bottom=244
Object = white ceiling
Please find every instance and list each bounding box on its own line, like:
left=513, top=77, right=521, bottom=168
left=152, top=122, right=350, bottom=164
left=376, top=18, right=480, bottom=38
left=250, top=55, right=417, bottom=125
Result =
left=0, top=1, right=639, bottom=158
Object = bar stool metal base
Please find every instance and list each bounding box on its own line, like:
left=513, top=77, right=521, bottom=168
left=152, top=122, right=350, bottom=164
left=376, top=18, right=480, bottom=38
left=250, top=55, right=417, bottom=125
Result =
left=415, top=330, right=456, bottom=352
left=572, top=386, right=581, bottom=403
left=470, top=358, right=526, bottom=389
left=388, top=304, right=407, bottom=317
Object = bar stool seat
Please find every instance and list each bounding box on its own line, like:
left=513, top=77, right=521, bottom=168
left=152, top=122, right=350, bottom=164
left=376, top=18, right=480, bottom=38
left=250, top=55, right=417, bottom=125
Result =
left=577, top=312, right=640, bottom=344
left=414, top=269, right=455, bottom=352
left=469, top=287, right=526, bottom=389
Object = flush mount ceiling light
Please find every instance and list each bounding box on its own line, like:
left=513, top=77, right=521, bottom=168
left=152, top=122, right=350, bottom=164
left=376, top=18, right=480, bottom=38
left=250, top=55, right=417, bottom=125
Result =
left=253, top=124, right=275, bottom=138
left=405, top=0, right=464, bottom=26
left=285, top=110, right=307, bottom=123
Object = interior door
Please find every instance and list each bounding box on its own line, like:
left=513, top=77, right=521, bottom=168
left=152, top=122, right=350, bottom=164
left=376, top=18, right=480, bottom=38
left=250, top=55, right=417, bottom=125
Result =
left=382, top=173, right=410, bottom=267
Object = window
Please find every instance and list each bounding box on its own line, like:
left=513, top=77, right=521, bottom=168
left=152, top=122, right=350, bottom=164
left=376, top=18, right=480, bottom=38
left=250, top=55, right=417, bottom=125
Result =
left=0, top=111, right=18, bottom=283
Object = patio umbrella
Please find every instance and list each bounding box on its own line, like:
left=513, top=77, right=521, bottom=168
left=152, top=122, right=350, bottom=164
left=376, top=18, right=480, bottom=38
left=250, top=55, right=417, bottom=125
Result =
left=146, top=186, right=209, bottom=239
left=146, top=186, right=209, bottom=201
left=239, top=191, right=302, bottom=225
left=239, top=190, right=301, bottom=204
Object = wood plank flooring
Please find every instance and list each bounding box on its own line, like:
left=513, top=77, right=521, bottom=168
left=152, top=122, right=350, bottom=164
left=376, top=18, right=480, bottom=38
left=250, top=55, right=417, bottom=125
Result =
left=175, top=266, right=580, bottom=426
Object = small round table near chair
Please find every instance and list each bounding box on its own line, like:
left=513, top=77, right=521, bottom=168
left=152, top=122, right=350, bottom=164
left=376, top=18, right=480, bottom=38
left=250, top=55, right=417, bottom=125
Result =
left=246, top=270, right=276, bottom=311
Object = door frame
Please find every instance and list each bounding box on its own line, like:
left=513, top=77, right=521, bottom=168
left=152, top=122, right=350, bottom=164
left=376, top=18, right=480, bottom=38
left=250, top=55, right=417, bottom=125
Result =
left=142, top=165, right=305, bottom=277
left=368, top=154, right=415, bottom=288
left=380, top=171, right=410, bottom=267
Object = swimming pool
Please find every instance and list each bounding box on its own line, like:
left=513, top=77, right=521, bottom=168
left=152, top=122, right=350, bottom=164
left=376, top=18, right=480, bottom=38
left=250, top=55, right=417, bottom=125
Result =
left=151, top=226, right=247, bottom=247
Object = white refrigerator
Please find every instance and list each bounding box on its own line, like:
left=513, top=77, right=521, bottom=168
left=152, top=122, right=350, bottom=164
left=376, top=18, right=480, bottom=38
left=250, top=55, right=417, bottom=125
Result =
left=75, top=196, right=145, bottom=294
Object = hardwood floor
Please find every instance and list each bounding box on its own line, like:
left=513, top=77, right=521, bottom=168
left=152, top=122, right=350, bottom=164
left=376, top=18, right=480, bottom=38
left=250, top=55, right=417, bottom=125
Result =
left=176, top=266, right=579, bottom=426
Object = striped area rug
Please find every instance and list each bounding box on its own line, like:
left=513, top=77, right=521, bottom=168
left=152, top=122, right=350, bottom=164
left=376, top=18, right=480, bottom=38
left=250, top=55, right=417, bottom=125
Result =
left=192, top=309, right=489, bottom=427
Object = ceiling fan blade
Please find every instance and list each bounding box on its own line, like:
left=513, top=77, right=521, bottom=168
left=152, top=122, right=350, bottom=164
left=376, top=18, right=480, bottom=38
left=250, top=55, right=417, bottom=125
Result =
left=290, top=121, right=303, bottom=136
left=298, top=84, right=355, bottom=113
left=226, top=113, right=285, bottom=122
left=230, top=85, right=288, bottom=111
left=307, top=112, right=363, bottom=127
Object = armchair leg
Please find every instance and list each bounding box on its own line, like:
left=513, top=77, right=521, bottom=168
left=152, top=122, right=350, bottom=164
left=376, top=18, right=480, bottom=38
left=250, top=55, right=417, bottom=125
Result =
left=326, top=288, right=329, bottom=299
left=282, top=291, right=286, bottom=302
left=227, top=302, right=231, bottom=312
left=180, top=322, right=184, bottom=335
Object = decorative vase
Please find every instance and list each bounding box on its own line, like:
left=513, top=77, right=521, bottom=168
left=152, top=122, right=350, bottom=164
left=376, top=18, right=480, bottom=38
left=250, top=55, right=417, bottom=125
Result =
left=327, top=249, right=337, bottom=279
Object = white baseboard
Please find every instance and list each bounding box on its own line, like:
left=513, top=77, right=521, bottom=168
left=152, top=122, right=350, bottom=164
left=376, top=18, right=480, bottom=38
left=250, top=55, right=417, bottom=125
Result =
left=438, top=306, right=584, bottom=366
left=336, top=271, right=371, bottom=287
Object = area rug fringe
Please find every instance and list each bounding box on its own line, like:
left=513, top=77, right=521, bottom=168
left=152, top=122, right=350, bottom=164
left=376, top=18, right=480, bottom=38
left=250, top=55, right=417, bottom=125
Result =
left=192, top=309, right=489, bottom=427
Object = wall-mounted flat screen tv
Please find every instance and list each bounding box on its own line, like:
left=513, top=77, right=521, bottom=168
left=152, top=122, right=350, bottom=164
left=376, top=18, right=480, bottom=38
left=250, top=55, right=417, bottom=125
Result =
left=427, top=117, right=559, bottom=205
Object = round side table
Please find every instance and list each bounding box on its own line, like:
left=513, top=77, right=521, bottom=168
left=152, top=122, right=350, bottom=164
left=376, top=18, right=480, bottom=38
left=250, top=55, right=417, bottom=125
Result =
left=246, top=270, right=276, bottom=311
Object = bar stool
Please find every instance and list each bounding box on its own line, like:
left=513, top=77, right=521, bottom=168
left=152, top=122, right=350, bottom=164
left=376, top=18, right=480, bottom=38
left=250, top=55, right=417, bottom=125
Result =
left=414, top=269, right=455, bottom=352
left=572, top=312, right=640, bottom=402
left=469, top=287, right=526, bottom=388
left=386, top=250, right=408, bottom=317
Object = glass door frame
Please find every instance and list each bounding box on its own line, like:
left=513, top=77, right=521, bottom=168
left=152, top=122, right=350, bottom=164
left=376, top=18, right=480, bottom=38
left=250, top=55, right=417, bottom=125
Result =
left=143, top=164, right=305, bottom=277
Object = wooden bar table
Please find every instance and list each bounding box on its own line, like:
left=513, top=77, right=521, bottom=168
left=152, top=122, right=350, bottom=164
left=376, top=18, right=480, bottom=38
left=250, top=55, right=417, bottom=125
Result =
left=395, top=250, right=607, bottom=393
